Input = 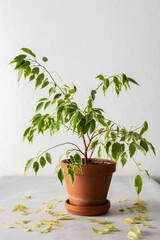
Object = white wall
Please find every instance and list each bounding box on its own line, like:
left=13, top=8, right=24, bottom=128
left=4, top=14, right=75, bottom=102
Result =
left=0, top=0, right=159, bottom=179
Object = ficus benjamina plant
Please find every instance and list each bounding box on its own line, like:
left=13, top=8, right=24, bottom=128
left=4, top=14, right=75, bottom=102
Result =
left=10, top=48, right=156, bottom=196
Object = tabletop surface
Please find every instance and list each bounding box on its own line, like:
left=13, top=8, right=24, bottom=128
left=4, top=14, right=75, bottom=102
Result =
left=0, top=175, right=159, bottom=240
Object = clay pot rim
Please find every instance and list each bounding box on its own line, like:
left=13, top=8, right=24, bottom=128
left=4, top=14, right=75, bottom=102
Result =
left=61, top=158, right=116, bottom=176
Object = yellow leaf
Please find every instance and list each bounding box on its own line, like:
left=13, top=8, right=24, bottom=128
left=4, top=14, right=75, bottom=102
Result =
left=45, top=210, right=66, bottom=216
left=40, top=201, right=48, bottom=205
left=91, top=226, right=110, bottom=234
left=49, top=198, right=62, bottom=202
left=25, top=196, right=31, bottom=199
left=39, top=225, right=53, bottom=233
left=12, top=204, right=28, bottom=212
left=40, top=219, right=59, bottom=225
left=20, top=210, right=31, bottom=215
left=0, top=207, right=3, bottom=213
left=123, top=218, right=134, bottom=224
left=84, top=217, right=112, bottom=225
left=20, top=224, right=31, bottom=231
left=57, top=216, right=75, bottom=221
left=31, top=222, right=39, bottom=228
left=46, top=202, right=56, bottom=209
left=35, top=209, right=42, bottom=213
left=119, top=206, right=125, bottom=212
left=128, top=231, right=139, bottom=239
left=21, top=220, right=31, bottom=224
left=3, top=224, right=14, bottom=228
left=118, top=198, right=128, bottom=203
left=142, top=223, right=157, bottom=229
left=12, top=221, right=20, bottom=225
left=130, top=225, right=141, bottom=236
left=132, top=215, right=154, bottom=222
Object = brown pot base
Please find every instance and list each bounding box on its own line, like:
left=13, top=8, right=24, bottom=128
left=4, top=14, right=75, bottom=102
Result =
left=65, top=199, right=110, bottom=216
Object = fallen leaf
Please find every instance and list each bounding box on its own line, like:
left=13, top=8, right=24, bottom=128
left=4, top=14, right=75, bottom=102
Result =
left=128, top=231, right=139, bottom=239
left=123, top=218, right=134, bottom=224
left=132, top=215, right=154, bottom=222
left=84, top=217, right=112, bottom=225
left=46, top=202, right=56, bottom=209
left=20, top=224, right=31, bottom=231
left=57, top=216, right=75, bottom=221
left=35, top=209, right=42, bottom=213
left=0, top=207, right=3, bottom=213
left=25, top=196, right=31, bottom=199
left=3, top=224, right=14, bottom=228
left=127, top=225, right=141, bottom=239
left=45, top=210, right=66, bottom=216
left=119, top=206, right=125, bottom=212
left=91, top=226, right=110, bottom=234
left=12, top=204, right=28, bottom=212
left=40, top=201, right=48, bottom=205
left=20, top=210, right=31, bottom=215
left=21, top=220, right=31, bottom=224
left=31, top=222, right=39, bottom=228
left=39, top=225, right=53, bottom=233
left=40, top=219, right=59, bottom=225
left=118, top=198, right=128, bottom=203
left=49, top=198, right=62, bottom=202
left=142, top=223, right=157, bottom=229
left=12, top=221, right=20, bottom=225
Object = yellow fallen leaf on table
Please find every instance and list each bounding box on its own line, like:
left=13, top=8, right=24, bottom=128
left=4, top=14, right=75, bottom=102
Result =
left=31, top=222, right=39, bottom=228
left=91, top=226, right=110, bottom=234
left=128, top=231, right=139, bottom=239
left=12, top=204, right=28, bottom=212
left=123, top=218, right=134, bottom=224
left=119, top=206, right=125, bottom=212
left=0, top=207, right=3, bottom=213
left=84, top=217, right=112, bottom=225
left=40, top=201, right=48, bottom=205
left=132, top=215, right=154, bottom=222
left=20, top=224, right=31, bottom=231
left=25, top=196, right=31, bottom=199
left=142, top=223, right=157, bottom=229
left=57, top=216, right=75, bottom=221
left=45, top=210, right=66, bottom=216
left=49, top=198, right=62, bottom=202
left=12, top=221, right=20, bottom=225
left=46, top=202, right=56, bottom=209
left=128, top=225, right=141, bottom=239
left=21, top=220, right=31, bottom=224
left=39, top=225, right=53, bottom=233
left=20, top=210, right=31, bottom=215
left=3, top=224, right=14, bottom=228
left=118, top=198, right=128, bottom=203
left=40, top=219, right=59, bottom=225
left=35, top=209, right=42, bottom=213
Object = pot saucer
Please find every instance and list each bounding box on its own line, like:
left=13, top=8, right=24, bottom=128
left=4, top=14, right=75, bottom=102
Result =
left=65, top=199, right=110, bottom=216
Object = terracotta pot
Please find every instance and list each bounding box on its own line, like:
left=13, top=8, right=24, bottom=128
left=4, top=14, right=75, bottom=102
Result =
left=61, top=158, right=116, bottom=215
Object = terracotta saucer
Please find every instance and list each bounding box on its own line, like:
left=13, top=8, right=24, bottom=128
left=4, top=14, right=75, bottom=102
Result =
left=65, top=199, right=110, bottom=216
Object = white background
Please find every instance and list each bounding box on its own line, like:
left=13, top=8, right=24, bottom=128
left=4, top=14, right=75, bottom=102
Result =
left=0, top=0, right=159, bottom=180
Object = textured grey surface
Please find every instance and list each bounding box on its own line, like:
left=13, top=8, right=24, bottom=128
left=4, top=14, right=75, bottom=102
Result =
left=0, top=176, right=159, bottom=240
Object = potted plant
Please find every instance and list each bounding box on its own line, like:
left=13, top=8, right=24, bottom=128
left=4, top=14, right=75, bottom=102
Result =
left=10, top=48, right=155, bottom=216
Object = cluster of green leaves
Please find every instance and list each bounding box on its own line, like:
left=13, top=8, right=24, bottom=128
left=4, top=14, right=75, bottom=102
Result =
left=11, top=48, right=156, bottom=195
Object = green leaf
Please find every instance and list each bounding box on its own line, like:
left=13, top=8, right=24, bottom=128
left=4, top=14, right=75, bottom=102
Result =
left=67, top=165, right=75, bottom=184
left=21, top=48, right=36, bottom=57
left=89, top=119, right=96, bottom=134
left=33, top=162, right=39, bottom=175
left=14, top=60, right=25, bottom=70
left=35, top=73, right=45, bottom=88
left=145, top=170, right=150, bottom=180
left=29, top=74, right=35, bottom=81
left=41, top=79, right=49, bottom=89
left=140, top=140, right=148, bottom=152
left=90, top=140, right=99, bottom=149
left=121, top=153, right=127, bottom=167
left=42, top=57, right=48, bottom=62
left=140, top=121, right=148, bottom=136
left=96, top=114, right=106, bottom=127
left=129, top=142, right=136, bottom=158
left=17, top=69, right=23, bottom=83
left=36, top=102, right=44, bottom=112
left=38, top=118, right=44, bottom=133
left=24, top=66, right=31, bottom=78
left=32, top=67, right=39, bottom=75
left=74, top=153, right=82, bottom=169
left=148, top=142, right=156, bottom=155
left=128, top=78, right=139, bottom=86
left=49, top=87, right=56, bottom=96
left=91, top=90, right=96, bottom=100
left=38, top=98, right=48, bottom=102
left=46, top=152, right=52, bottom=164
left=44, top=101, right=51, bottom=110
left=96, top=74, right=104, bottom=80
left=111, top=142, right=121, bottom=161
left=98, top=146, right=102, bottom=158
left=40, top=156, right=46, bottom=167
left=134, top=175, right=143, bottom=196
left=113, top=76, right=122, bottom=95
left=24, top=158, right=34, bottom=173
left=133, top=142, right=146, bottom=155
left=23, top=127, right=31, bottom=140
left=10, top=54, right=27, bottom=64
left=58, top=168, right=65, bottom=185
left=53, top=93, right=62, bottom=100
